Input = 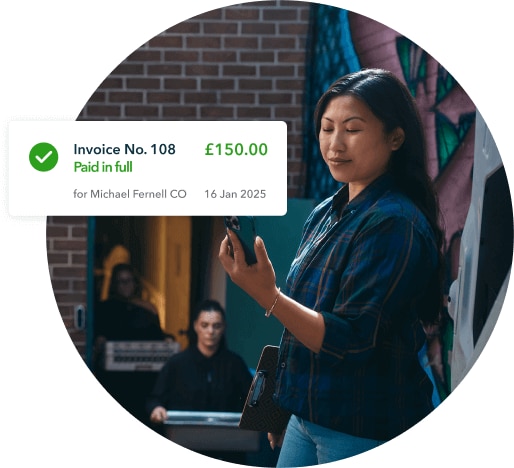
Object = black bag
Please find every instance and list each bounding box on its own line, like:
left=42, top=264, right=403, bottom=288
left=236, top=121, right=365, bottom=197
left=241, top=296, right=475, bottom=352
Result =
left=239, top=345, right=291, bottom=434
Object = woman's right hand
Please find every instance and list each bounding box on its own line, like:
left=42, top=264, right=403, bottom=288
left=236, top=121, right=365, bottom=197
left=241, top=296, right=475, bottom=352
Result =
left=149, top=406, right=168, bottom=424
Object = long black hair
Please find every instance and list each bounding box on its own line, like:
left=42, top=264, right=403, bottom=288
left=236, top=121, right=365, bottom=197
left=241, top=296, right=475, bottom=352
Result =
left=314, top=68, right=445, bottom=324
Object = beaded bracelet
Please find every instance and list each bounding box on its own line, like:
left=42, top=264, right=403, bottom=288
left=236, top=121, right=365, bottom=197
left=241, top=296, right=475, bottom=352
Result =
left=265, top=287, right=281, bottom=318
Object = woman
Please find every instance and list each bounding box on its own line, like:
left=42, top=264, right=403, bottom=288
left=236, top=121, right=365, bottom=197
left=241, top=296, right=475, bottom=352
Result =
left=147, top=300, right=253, bottom=463
left=219, top=68, right=445, bottom=466
left=148, top=299, right=252, bottom=417
left=94, top=263, right=169, bottom=425
left=95, top=263, right=166, bottom=342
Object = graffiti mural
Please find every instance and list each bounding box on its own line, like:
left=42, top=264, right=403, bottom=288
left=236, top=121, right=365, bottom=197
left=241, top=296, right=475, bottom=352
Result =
left=303, top=6, right=361, bottom=198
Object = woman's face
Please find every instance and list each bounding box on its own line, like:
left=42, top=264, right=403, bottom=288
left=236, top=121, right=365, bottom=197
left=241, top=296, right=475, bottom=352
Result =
left=319, top=94, right=404, bottom=199
left=194, top=310, right=225, bottom=354
left=114, top=270, right=136, bottom=299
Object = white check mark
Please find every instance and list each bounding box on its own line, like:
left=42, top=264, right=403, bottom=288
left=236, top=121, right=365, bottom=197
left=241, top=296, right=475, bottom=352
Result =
left=35, top=150, right=53, bottom=163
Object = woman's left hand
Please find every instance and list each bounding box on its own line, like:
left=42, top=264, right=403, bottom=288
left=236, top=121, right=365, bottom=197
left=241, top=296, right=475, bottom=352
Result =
left=268, top=431, right=285, bottom=450
left=219, top=230, right=279, bottom=310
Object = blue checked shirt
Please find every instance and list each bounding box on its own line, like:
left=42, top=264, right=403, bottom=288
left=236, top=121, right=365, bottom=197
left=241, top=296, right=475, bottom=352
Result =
left=274, top=174, right=437, bottom=440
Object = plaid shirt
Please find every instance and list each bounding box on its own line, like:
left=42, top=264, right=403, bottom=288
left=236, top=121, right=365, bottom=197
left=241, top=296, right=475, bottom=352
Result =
left=274, top=174, right=437, bottom=440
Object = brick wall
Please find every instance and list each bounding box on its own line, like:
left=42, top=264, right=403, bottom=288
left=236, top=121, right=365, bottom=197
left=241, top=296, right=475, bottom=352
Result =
left=52, top=1, right=311, bottom=359
left=46, top=216, right=88, bottom=356
left=79, top=1, right=311, bottom=197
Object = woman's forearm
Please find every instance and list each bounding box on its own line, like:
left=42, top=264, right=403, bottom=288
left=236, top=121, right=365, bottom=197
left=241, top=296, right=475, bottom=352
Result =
left=268, top=290, right=325, bottom=354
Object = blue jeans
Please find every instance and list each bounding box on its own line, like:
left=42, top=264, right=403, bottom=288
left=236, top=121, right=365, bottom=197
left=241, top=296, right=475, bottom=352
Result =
left=277, top=415, right=384, bottom=467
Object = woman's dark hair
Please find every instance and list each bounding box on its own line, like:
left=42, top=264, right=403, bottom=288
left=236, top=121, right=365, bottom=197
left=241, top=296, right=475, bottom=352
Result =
left=188, top=299, right=227, bottom=349
left=314, top=68, right=445, bottom=324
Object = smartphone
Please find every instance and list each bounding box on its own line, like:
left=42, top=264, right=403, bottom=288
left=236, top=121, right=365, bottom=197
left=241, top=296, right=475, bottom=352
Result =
left=224, top=216, right=257, bottom=265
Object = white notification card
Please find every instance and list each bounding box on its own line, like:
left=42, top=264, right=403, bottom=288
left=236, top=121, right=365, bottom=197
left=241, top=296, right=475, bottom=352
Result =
left=8, top=120, right=287, bottom=216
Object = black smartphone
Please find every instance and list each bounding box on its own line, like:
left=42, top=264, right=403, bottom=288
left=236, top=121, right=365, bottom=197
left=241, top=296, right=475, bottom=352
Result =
left=224, top=216, right=257, bottom=265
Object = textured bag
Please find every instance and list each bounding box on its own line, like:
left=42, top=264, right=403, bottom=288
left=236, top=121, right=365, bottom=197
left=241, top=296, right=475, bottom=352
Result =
left=239, top=345, right=291, bottom=434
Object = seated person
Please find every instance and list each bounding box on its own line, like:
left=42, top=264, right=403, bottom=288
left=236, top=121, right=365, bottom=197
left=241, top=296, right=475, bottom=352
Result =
left=147, top=299, right=253, bottom=463
left=94, top=263, right=171, bottom=426
left=95, top=263, right=167, bottom=343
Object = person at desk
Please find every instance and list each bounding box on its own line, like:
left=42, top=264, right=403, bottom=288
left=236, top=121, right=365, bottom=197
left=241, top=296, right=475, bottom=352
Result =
left=147, top=299, right=253, bottom=463
left=94, top=263, right=171, bottom=426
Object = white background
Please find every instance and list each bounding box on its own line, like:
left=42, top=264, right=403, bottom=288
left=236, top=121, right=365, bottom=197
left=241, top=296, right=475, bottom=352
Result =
left=1, top=1, right=512, bottom=467
left=8, top=121, right=287, bottom=215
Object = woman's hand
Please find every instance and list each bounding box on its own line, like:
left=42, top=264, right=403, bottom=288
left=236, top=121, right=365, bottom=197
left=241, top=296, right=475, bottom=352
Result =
left=149, top=406, right=168, bottom=424
left=268, top=431, right=285, bottom=450
left=218, top=231, right=279, bottom=310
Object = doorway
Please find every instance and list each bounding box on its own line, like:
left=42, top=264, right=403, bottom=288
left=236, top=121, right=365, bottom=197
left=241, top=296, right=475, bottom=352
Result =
left=89, top=215, right=227, bottom=354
